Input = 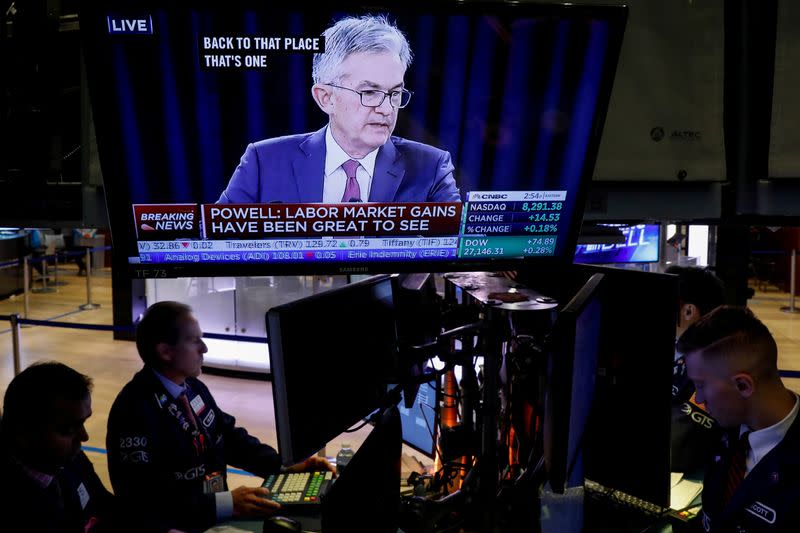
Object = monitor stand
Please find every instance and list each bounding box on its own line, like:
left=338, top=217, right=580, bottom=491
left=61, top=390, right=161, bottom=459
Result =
left=321, top=405, right=402, bottom=533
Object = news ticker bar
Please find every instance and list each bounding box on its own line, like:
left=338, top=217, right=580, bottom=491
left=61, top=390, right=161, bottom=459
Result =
left=137, top=237, right=458, bottom=252
left=133, top=235, right=557, bottom=263
left=137, top=248, right=458, bottom=264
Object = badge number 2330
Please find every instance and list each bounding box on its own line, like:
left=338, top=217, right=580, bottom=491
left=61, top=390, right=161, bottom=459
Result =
left=120, top=436, right=148, bottom=449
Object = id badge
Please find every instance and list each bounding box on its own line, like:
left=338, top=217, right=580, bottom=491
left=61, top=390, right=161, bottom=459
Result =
left=203, top=471, right=225, bottom=494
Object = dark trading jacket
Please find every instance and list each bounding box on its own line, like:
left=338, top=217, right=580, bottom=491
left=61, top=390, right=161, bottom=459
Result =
left=107, top=368, right=281, bottom=533
left=671, top=357, right=722, bottom=474
left=0, top=448, right=115, bottom=533
left=699, top=412, right=800, bottom=532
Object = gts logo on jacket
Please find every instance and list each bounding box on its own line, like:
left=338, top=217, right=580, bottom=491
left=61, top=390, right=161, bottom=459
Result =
left=681, top=403, right=715, bottom=429
left=175, top=465, right=205, bottom=481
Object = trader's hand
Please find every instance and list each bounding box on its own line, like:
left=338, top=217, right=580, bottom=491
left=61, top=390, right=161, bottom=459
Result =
left=231, top=486, right=281, bottom=518
left=284, top=456, right=336, bottom=474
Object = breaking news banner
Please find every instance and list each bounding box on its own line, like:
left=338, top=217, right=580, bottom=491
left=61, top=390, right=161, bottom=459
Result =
left=133, top=204, right=201, bottom=241
left=202, top=203, right=462, bottom=238
left=199, top=34, right=324, bottom=70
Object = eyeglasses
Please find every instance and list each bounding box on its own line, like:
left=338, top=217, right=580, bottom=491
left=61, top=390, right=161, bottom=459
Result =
left=325, top=84, right=412, bottom=109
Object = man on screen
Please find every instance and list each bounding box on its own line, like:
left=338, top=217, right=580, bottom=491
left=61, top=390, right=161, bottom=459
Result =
left=217, top=15, right=461, bottom=204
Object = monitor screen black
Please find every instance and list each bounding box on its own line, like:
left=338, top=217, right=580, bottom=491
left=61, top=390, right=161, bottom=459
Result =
left=521, top=264, right=676, bottom=507
left=544, top=272, right=604, bottom=494
left=575, top=264, right=676, bottom=507
left=266, top=274, right=398, bottom=465
left=321, top=404, right=402, bottom=532
left=80, top=0, right=627, bottom=277
left=574, top=223, right=661, bottom=264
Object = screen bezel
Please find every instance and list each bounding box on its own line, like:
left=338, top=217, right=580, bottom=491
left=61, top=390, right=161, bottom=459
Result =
left=266, top=274, right=398, bottom=465
left=543, top=272, right=604, bottom=494
left=80, top=0, right=628, bottom=278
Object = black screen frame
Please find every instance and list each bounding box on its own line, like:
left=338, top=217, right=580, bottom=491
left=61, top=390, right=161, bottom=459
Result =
left=575, top=264, right=676, bottom=508
left=543, top=272, right=604, bottom=494
left=80, top=0, right=628, bottom=279
left=266, top=274, right=399, bottom=465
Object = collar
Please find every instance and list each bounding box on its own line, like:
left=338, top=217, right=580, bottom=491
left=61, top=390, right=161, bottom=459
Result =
left=151, top=368, right=187, bottom=399
left=744, top=392, right=799, bottom=466
left=10, top=454, right=56, bottom=489
left=324, top=125, right=379, bottom=178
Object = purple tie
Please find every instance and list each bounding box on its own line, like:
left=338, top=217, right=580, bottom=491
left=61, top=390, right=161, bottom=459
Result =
left=178, top=393, right=199, bottom=430
left=341, top=159, right=362, bottom=202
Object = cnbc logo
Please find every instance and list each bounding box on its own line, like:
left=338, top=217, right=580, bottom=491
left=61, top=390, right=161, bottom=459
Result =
left=107, top=15, right=154, bottom=35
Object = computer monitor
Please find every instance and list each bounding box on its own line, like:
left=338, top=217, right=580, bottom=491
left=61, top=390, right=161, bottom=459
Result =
left=321, top=404, right=402, bottom=532
left=543, top=272, right=604, bottom=494
left=266, top=274, right=398, bottom=465
left=575, top=264, right=676, bottom=508
left=80, top=0, right=627, bottom=277
left=395, top=378, right=438, bottom=458
left=574, top=223, right=661, bottom=264
left=520, top=264, right=676, bottom=506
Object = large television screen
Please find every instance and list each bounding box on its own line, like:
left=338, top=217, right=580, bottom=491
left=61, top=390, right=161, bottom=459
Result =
left=81, top=0, right=626, bottom=277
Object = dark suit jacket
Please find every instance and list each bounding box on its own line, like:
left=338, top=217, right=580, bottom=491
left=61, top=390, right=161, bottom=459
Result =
left=217, top=126, right=461, bottom=204
left=107, top=368, right=281, bottom=533
left=698, top=408, right=800, bottom=532
left=671, top=358, right=722, bottom=475
left=0, top=448, right=116, bottom=533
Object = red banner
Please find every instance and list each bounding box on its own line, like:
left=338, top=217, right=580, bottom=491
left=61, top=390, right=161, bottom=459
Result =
left=133, top=204, right=201, bottom=240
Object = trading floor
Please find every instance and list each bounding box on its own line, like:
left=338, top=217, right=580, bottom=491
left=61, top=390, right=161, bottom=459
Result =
left=1, top=264, right=799, bottom=495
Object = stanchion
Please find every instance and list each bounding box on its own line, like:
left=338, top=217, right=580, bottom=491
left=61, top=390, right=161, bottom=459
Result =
left=80, top=248, right=100, bottom=310
left=23, top=256, right=30, bottom=319
left=781, top=249, right=800, bottom=314
left=31, top=257, right=56, bottom=294
left=51, top=253, right=68, bottom=286
left=10, top=313, right=21, bottom=376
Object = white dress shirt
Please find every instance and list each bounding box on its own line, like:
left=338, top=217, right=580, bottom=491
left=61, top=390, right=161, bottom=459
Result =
left=741, top=392, right=799, bottom=475
left=322, top=126, right=379, bottom=203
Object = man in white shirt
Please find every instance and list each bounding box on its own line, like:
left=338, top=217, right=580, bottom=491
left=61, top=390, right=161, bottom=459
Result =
left=678, top=306, right=799, bottom=532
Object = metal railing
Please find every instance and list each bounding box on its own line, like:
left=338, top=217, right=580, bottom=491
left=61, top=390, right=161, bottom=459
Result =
left=0, top=313, right=268, bottom=376
left=751, top=249, right=800, bottom=313
left=0, top=245, right=111, bottom=317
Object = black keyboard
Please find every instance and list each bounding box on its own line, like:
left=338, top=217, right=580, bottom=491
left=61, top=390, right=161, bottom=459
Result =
left=261, top=471, right=334, bottom=511
left=585, top=480, right=669, bottom=518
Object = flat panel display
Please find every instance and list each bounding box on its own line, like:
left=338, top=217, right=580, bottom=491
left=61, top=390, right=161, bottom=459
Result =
left=81, top=0, right=626, bottom=276
left=574, top=223, right=659, bottom=264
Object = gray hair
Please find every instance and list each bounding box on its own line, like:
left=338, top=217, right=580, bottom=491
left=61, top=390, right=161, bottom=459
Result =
left=312, top=15, right=413, bottom=84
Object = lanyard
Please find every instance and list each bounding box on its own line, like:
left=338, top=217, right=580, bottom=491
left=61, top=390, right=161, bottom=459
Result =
left=156, top=390, right=209, bottom=456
